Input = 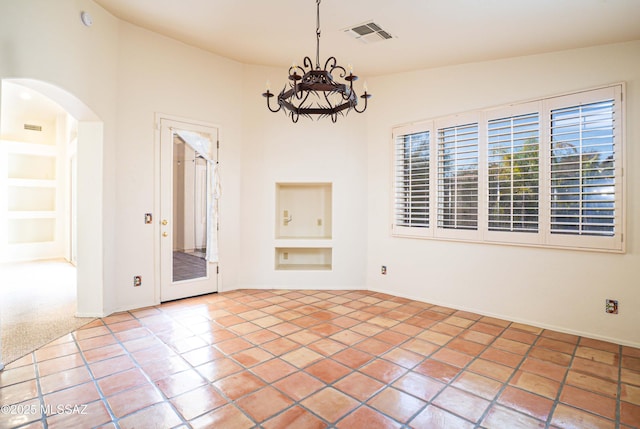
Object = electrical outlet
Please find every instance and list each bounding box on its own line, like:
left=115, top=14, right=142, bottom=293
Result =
left=381, top=265, right=387, bottom=275
left=133, top=276, right=142, bottom=287
left=605, top=299, right=618, bottom=314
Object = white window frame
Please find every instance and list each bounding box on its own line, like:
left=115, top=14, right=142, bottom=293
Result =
left=434, top=113, right=482, bottom=242
left=392, top=122, right=434, bottom=239
left=484, top=101, right=544, bottom=247
left=544, top=86, right=623, bottom=251
left=391, top=84, right=625, bottom=253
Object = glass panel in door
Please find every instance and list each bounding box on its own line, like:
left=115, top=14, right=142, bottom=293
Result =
left=159, top=119, right=218, bottom=301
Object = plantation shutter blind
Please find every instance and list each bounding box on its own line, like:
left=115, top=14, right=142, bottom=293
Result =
left=390, top=84, right=623, bottom=252
left=550, top=100, right=616, bottom=236
left=487, top=112, right=540, bottom=234
left=437, top=122, right=479, bottom=233
left=393, top=130, right=430, bottom=233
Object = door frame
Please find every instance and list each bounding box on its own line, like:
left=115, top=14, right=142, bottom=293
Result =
left=154, top=113, right=220, bottom=303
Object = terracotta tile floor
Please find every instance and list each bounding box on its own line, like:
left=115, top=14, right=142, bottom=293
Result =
left=1, top=289, right=639, bottom=429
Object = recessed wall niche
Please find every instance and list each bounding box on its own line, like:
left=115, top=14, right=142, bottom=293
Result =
left=275, top=182, right=332, bottom=239
left=275, top=247, right=332, bottom=271
left=275, top=182, right=333, bottom=271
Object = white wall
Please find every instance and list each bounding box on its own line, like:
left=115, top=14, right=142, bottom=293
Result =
left=366, top=41, right=640, bottom=347
left=112, top=28, right=368, bottom=304
left=240, top=65, right=368, bottom=289
left=113, top=22, right=244, bottom=310
left=0, top=0, right=119, bottom=316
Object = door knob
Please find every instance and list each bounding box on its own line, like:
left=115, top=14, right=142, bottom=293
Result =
left=162, top=232, right=168, bottom=237
left=162, top=219, right=168, bottom=225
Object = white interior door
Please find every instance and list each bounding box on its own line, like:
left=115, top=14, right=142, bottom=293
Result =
left=159, top=118, right=218, bottom=302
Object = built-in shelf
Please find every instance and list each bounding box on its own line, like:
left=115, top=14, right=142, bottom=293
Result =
left=8, top=153, right=56, bottom=180
left=8, top=218, right=56, bottom=244
left=8, top=186, right=56, bottom=212
left=2, top=140, right=57, bottom=155
left=7, top=178, right=56, bottom=188
left=6, top=211, right=56, bottom=219
left=275, top=247, right=332, bottom=271
left=274, top=182, right=333, bottom=271
left=2, top=138, right=60, bottom=251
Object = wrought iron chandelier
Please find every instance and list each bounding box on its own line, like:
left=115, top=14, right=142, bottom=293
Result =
left=262, top=0, right=371, bottom=123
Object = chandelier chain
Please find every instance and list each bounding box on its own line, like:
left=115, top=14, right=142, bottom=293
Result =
left=315, top=0, right=321, bottom=69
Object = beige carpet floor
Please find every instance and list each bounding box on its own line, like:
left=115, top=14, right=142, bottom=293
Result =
left=0, top=259, right=94, bottom=367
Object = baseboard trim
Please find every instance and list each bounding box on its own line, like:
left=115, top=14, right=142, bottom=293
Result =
left=224, top=284, right=362, bottom=292
left=75, top=312, right=105, bottom=318
left=368, top=286, right=640, bottom=349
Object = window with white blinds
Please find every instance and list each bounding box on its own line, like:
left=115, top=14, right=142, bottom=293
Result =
left=487, top=113, right=539, bottom=233
left=394, top=131, right=430, bottom=229
left=437, top=123, right=479, bottom=230
left=391, top=84, right=624, bottom=252
left=550, top=100, right=615, bottom=237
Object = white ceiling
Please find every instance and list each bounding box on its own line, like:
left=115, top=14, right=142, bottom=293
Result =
left=93, top=0, right=640, bottom=77
left=1, top=82, right=68, bottom=138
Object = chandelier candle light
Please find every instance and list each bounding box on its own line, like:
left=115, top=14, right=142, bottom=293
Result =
left=262, top=0, right=371, bottom=123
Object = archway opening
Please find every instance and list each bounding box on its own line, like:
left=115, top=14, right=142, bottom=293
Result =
left=0, top=78, right=104, bottom=368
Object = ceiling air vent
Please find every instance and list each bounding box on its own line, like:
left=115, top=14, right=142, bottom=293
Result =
left=24, top=124, right=42, bottom=132
left=344, top=21, right=393, bottom=44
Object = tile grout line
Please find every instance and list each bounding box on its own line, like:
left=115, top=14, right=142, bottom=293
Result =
left=26, top=322, right=123, bottom=429
left=542, top=334, right=577, bottom=429
left=308, top=292, right=427, bottom=427
left=238, top=290, right=378, bottom=426
left=412, top=319, right=576, bottom=428
left=91, top=313, right=189, bottom=428
left=351, top=311, right=468, bottom=427
left=616, top=343, right=622, bottom=429
left=449, top=320, right=543, bottom=429
left=543, top=336, right=581, bottom=429
left=273, top=297, right=543, bottom=427
left=203, top=292, right=387, bottom=427
left=157, top=295, right=296, bottom=428
left=339, top=303, right=435, bottom=426
left=469, top=320, right=531, bottom=429
left=229, top=292, right=422, bottom=427
left=32, top=333, right=103, bottom=429
left=73, top=320, right=123, bottom=429
left=122, top=305, right=223, bottom=429
left=168, top=296, right=283, bottom=427
left=229, top=292, right=378, bottom=428
left=494, top=329, right=579, bottom=429
left=331, top=308, right=510, bottom=427
left=292, top=295, right=447, bottom=427
left=403, top=316, right=515, bottom=428
left=189, top=300, right=294, bottom=428
left=31, top=351, right=48, bottom=429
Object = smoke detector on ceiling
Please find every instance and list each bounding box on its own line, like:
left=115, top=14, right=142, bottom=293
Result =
left=344, top=21, right=393, bottom=44
left=80, top=11, right=93, bottom=27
